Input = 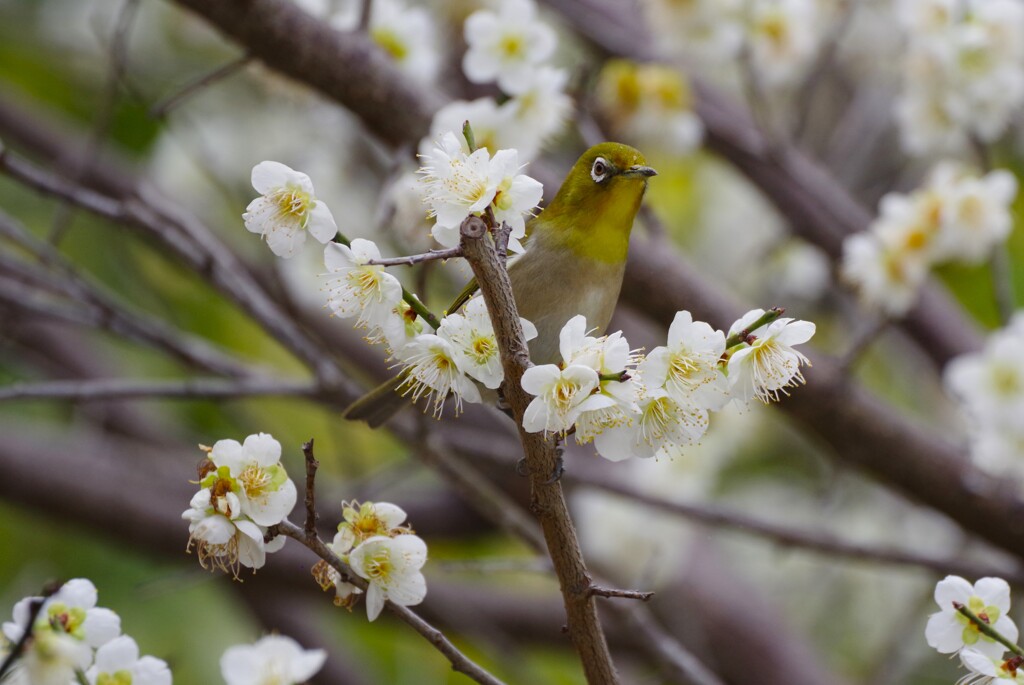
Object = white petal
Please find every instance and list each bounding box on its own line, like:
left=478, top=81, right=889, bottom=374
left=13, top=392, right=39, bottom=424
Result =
left=975, top=577, right=1012, bottom=613
left=251, top=161, right=299, bottom=195
left=307, top=202, right=338, bottom=243
left=366, top=583, right=386, bottom=621
left=82, top=607, right=121, bottom=648
left=521, top=364, right=561, bottom=395
left=935, top=575, right=974, bottom=608
left=211, top=439, right=245, bottom=472
left=93, top=635, right=138, bottom=672
left=243, top=432, right=282, bottom=466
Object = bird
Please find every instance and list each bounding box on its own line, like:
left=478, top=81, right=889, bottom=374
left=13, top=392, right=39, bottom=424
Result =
left=344, top=142, right=656, bottom=427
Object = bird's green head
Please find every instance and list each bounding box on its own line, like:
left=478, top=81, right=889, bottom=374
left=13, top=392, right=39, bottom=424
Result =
left=537, top=142, right=656, bottom=263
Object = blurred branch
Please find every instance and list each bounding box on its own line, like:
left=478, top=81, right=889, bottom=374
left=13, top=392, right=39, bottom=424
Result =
left=0, top=210, right=252, bottom=377
left=149, top=54, right=252, bottom=118
left=792, top=0, right=859, bottom=141
left=568, top=468, right=1024, bottom=585
left=0, top=146, right=354, bottom=392
left=0, top=377, right=318, bottom=403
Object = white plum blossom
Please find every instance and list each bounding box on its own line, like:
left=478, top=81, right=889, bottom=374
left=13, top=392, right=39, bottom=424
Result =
left=959, top=647, right=1024, bottom=684
left=936, top=169, right=1018, bottom=263
left=418, top=132, right=543, bottom=250
left=726, top=309, right=815, bottom=404
left=3, top=630, right=93, bottom=685
left=643, top=311, right=730, bottom=412
left=207, top=433, right=297, bottom=527
left=842, top=164, right=1017, bottom=315
left=349, top=534, right=428, bottom=621
left=182, top=496, right=271, bottom=576
left=596, top=60, right=703, bottom=155
left=926, top=576, right=1018, bottom=659
left=639, top=0, right=745, bottom=64
left=243, top=161, right=337, bottom=258
left=333, top=500, right=409, bottom=554
left=748, top=0, right=820, bottom=87
left=220, top=635, right=326, bottom=685
left=502, top=67, right=573, bottom=154
left=594, top=386, right=709, bottom=461
left=418, top=131, right=499, bottom=240
left=487, top=149, right=544, bottom=253
left=323, top=239, right=405, bottom=334
left=2, top=579, right=122, bottom=685
left=330, top=0, right=440, bottom=83
left=462, top=0, right=557, bottom=94
left=86, top=636, right=172, bottom=685
left=439, top=297, right=537, bottom=389
left=521, top=364, right=605, bottom=435
left=424, top=98, right=514, bottom=158
left=841, top=232, right=930, bottom=315
left=3, top=579, right=121, bottom=650
left=395, top=334, right=481, bottom=417
left=896, top=0, right=1024, bottom=155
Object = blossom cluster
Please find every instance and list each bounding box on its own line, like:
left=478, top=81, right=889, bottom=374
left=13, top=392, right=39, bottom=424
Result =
left=1, top=578, right=171, bottom=685
left=595, top=60, right=703, bottom=155
left=841, top=162, right=1017, bottom=316
left=639, top=0, right=824, bottom=89
left=946, top=314, right=1024, bottom=473
left=897, top=0, right=1024, bottom=156
left=0, top=578, right=328, bottom=685
left=423, top=0, right=571, bottom=163
left=522, top=309, right=815, bottom=461
left=329, top=0, right=440, bottom=84
left=314, top=501, right=428, bottom=622
left=182, top=433, right=296, bottom=577
left=926, top=575, right=1023, bottom=683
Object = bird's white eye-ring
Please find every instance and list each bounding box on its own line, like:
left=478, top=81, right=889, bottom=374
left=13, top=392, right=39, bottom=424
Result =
left=591, top=157, right=609, bottom=183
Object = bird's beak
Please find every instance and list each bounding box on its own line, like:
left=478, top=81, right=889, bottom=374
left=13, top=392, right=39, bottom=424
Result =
left=623, top=165, right=658, bottom=178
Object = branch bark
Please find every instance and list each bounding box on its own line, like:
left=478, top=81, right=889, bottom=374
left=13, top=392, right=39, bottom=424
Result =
left=458, top=216, right=619, bottom=685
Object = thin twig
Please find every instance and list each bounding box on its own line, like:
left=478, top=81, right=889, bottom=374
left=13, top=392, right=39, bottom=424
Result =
left=0, top=585, right=57, bottom=679
left=955, top=601, right=1024, bottom=657
left=0, top=377, right=318, bottom=403
left=368, top=247, right=462, bottom=267
left=792, top=0, right=859, bottom=141
left=149, top=54, right=252, bottom=118
left=49, top=0, right=140, bottom=246
left=274, top=520, right=507, bottom=685
left=724, top=307, right=783, bottom=348
left=837, top=315, right=887, bottom=374
left=302, top=439, right=319, bottom=537
left=357, top=0, right=373, bottom=31
left=587, top=586, right=654, bottom=602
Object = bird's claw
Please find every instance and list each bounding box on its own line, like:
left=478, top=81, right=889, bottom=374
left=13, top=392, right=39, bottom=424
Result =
left=514, top=457, right=529, bottom=477
left=544, top=454, right=565, bottom=484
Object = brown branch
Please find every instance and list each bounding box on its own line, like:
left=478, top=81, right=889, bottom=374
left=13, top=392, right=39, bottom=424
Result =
left=0, top=377, right=319, bottom=403
left=368, top=247, right=463, bottom=267
left=587, top=586, right=654, bottom=602
left=301, top=439, right=319, bottom=537
left=274, top=520, right=508, bottom=685
left=458, top=215, right=618, bottom=685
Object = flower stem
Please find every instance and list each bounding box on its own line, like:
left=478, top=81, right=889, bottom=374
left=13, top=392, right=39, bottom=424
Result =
left=462, top=121, right=477, bottom=153
left=955, top=601, right=1024, bottom=657
left=724, top=307, right=784, bottom=348
left=333, top=233, right=442, bottom=330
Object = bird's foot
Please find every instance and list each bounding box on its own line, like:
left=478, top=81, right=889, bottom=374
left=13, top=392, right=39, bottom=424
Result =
left=544, top=442, right=566, bottom=484
left=514, top=457, right=528, bottom=477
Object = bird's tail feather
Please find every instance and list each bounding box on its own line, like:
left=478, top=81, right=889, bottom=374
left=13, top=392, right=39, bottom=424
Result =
left=343, top=370, right=410, bottom=427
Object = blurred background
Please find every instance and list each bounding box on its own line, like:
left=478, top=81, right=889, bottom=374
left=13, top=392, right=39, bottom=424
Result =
left=1, top=0, right=1023, bottom=683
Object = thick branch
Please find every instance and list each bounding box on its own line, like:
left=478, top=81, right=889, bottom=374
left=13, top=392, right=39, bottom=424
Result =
left=459, top=216, right=618, bottom=685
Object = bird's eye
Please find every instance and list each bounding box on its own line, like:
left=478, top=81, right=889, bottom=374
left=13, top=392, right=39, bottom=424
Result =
left=591, top=158, right=609, bottom=183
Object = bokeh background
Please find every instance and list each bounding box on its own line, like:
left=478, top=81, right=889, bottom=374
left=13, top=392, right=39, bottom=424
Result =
left=2, top=0, right=1024, bottom=683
